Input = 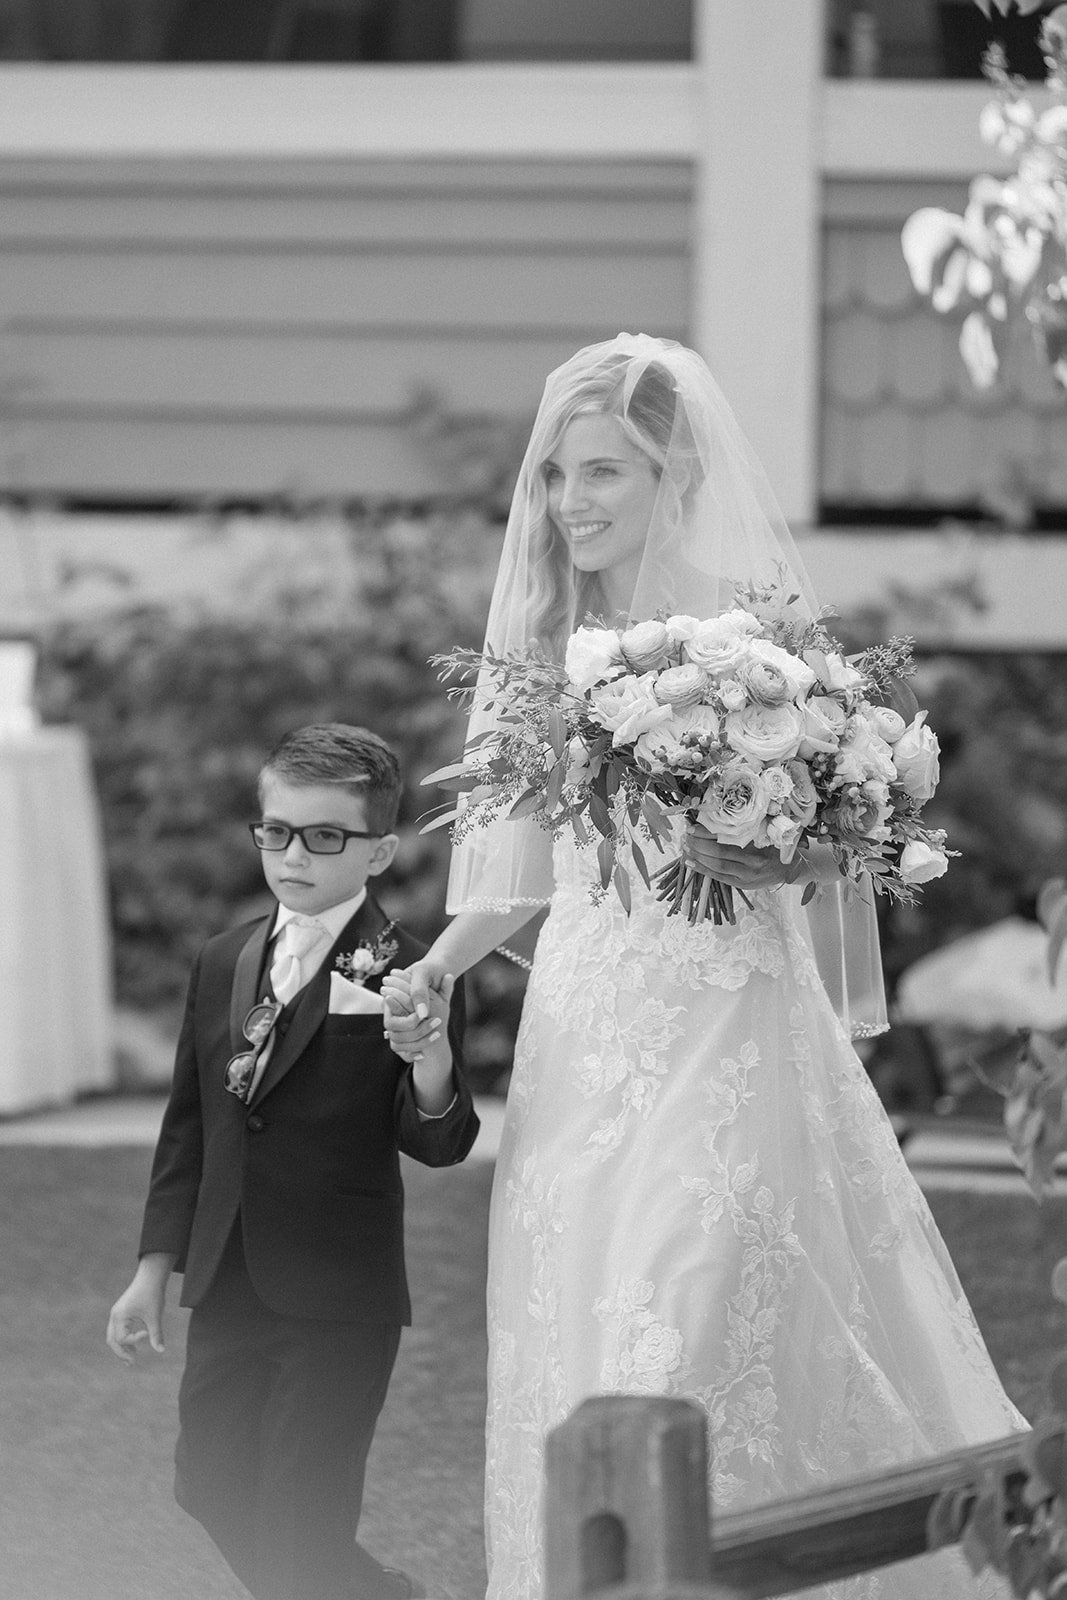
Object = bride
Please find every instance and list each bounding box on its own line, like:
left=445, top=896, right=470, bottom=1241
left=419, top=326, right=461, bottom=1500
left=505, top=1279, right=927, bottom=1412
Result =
left=384, top=334, right=1026, bottom=1600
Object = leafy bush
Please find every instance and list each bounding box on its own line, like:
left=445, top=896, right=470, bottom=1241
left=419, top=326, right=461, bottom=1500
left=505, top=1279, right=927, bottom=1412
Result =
left=35, top=511, right=529, bottom=1092
left=34, top=510, right=1067, bottom=1099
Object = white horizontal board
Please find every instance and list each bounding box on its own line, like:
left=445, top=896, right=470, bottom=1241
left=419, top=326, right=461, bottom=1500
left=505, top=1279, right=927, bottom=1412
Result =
left=798, top=530, right=1067, bottom=649
left=0, top=65, right=698, bottom=159
left=1, top=413, right=494, bottom=497
left=4, top=328, right=688, bottom=413
left=0, top=188, right=691, bottom=250
left=0, top=247, right=689, bottom=330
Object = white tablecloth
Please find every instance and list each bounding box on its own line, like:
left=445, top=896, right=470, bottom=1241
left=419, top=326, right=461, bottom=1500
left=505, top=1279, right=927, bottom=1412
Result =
left=0, top=726, right=113, bottom=1113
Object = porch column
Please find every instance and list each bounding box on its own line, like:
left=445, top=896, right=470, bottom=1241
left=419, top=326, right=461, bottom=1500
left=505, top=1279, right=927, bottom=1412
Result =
left=692, top=0, right=825, bottom=527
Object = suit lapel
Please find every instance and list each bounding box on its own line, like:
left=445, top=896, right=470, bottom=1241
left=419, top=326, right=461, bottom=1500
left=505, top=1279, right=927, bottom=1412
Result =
left=230, top=915, right=274, bottom=1054
left=248, top=895, right=394, bottom=1106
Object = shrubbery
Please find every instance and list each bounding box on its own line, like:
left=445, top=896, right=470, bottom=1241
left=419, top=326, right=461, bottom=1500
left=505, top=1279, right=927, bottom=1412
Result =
left=33, top=509, right=1067, bottom=1098
left=35, top=510, right=528, bottom=1092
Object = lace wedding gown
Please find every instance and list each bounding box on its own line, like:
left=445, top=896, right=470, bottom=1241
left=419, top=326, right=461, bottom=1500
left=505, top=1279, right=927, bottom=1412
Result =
left=484, top=830, right=1027, bottom=1600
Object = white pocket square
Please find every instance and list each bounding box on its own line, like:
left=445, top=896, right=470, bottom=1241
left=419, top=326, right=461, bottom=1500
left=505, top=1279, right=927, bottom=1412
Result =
left=328, top=972, right=385, bottom=1015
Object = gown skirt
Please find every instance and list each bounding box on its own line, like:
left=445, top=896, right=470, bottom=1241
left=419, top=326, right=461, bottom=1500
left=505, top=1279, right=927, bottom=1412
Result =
left=484, top=834, right=1027, bottom=1600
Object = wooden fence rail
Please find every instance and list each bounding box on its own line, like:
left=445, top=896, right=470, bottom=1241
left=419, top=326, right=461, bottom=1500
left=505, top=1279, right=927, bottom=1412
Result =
left=544, top=1396, right=1027, bottom=1600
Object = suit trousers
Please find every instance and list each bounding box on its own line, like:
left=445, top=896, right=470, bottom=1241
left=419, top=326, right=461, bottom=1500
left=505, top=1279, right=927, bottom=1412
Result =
left=175, top=1224, right=402, bottom=1600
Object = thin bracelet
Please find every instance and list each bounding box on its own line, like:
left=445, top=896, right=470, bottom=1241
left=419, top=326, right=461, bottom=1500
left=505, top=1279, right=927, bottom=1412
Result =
left=498, top=945, right=533, bottom=972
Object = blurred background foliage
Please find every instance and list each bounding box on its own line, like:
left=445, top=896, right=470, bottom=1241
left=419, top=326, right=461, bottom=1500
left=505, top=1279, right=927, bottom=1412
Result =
left=32, top=504, right=1067, bottom=1098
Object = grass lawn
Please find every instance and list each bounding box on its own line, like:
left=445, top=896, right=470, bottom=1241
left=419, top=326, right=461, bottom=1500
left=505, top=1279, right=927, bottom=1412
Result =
left=1, top=1146, right=1064, bottom=1600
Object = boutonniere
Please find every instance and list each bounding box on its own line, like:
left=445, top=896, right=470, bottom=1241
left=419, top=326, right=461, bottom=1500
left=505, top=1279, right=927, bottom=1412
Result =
left=334, top=921, right=399, bottom=985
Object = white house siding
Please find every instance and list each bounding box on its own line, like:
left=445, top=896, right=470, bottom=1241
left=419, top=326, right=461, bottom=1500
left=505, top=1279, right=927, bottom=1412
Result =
left=0, top=156, right=690, bottom=500
left=822, top=177, right=1067, bottom=514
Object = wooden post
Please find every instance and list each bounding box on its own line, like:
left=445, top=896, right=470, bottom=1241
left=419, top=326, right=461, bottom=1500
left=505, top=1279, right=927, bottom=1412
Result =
left=544, top=1396, right=721, bottom=1600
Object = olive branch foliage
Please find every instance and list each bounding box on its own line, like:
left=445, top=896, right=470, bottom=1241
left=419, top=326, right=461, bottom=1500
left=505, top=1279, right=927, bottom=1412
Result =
left=927, top=878, right=1067, bottom=1595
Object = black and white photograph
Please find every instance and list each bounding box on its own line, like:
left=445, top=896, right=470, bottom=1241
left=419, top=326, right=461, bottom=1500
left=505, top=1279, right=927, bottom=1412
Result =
left=1, top=3, right=1067, bottom=1599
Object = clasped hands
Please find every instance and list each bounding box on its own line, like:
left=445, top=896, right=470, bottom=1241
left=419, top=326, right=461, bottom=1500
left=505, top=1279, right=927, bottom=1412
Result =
left=382, top=966, right=453, bottom=1062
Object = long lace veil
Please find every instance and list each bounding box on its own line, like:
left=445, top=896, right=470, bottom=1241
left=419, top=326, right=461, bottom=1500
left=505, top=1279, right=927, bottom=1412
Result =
left=446, top=333, right=887, bottom=1038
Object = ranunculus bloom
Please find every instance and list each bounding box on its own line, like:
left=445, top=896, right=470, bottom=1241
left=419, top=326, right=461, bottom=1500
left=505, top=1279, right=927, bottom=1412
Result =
left=736, top=657, right=792, bottom=708
left=746, top=638, right=816, bottom=701
left=899, top=838, right=949, bottom=884
left=893, top=711, right=940, bottom=802
left=697, top=759, right=772, bottom=848
left=870, top=705, right=906, bottom=744
left=590, top=673, right=674, bottom=748
left=565, top=626, right=625, bottom=693
left=726, top=702, right=805, bottom=763
left=619, top=619, right=671, bottom=674
left=653, top=663, right=709, bottom=710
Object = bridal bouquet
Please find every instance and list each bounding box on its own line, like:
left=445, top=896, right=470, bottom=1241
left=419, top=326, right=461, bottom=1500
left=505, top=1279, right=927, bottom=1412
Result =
left=424, top=583, right=952, bottom=925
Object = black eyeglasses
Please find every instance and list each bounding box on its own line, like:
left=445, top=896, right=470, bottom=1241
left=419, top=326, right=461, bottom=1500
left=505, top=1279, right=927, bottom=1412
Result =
left=249, top=821, right=380, bottom=855
left=224, top=999, right=283, bottom=1101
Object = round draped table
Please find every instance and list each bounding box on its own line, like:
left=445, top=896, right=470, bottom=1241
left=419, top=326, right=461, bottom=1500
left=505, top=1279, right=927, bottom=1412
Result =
left=0, top=725, right=113, bottom=1114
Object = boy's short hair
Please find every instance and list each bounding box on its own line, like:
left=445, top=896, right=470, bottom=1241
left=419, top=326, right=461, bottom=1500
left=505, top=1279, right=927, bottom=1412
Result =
left=259, top=724, right=402, bottom=834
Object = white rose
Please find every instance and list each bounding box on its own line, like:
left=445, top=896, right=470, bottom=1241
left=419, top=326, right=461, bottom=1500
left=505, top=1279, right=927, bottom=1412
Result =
left=565, top=626, right=625, bottom=693
left=634, top=704, right=719, bottom=772
left=683, top=611, right=763, bottom=675
left=745, top=637, right=816, bottom=700
left=697, top=759, right=773, bottom=849
left=589, top=673, right=674, bottom=748
left=718, top=677, right=747, bottom=711
left=345, top=948, right=376, bottom=979
left=797, top=697, right=846, bottom=759
left=893, top=711, right=941, bottom=802
left=805, top=649, right=865, bottom=697
left=664, top=613, right=701, bottom=646
left=619, top=619, right=671, bottom=674
left=899, top=839, right=949, bottom=884
left=841, top=712, right=897, bottom=783
left=761, top=764, right=795, bottom=805
left=564, top=736, right=594, bottom=787
left=725, top=702, right=805, bottom=763
left=766, top=813, right=803, bottom=864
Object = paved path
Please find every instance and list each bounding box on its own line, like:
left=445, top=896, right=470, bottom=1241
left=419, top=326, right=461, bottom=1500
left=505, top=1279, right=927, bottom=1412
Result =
left=0, top=1094, right=1062, bottom=1194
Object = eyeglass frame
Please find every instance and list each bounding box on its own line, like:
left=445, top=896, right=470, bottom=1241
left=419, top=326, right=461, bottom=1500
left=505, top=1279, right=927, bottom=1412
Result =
left=248, top=821, right=382, bottom=855
left=224, top=998, right=284, bottom=1101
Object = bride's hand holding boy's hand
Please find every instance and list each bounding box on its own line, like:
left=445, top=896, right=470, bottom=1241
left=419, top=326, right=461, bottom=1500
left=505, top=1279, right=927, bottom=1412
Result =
left=382, top=964, right=453, bottom=1062
left=682, top=824, right=804, bottom=891
left=394, top=958, right=452, bottom=1023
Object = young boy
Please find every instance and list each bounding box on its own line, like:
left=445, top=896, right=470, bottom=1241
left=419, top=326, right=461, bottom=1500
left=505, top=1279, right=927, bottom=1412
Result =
left=107, top=723, right=478, bottom=1600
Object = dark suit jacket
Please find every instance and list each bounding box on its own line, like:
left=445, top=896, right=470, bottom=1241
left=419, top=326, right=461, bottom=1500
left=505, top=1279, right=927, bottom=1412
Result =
left=139, top=893, right=478, bottom=1323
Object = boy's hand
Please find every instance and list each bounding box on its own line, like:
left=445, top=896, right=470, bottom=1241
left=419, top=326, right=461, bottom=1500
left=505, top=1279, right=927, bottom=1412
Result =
left=106, top=1255, right=173, bottom=1365
left=383, top=972, right=454, bottom=1063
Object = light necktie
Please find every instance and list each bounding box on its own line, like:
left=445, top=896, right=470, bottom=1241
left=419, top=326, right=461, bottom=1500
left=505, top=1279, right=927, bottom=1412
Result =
left=270, top=917, right=328, bottom=1006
